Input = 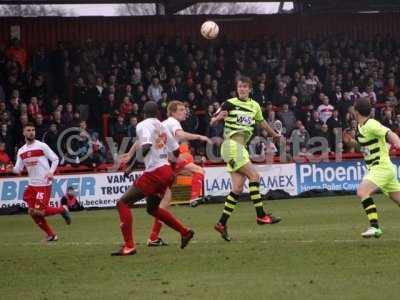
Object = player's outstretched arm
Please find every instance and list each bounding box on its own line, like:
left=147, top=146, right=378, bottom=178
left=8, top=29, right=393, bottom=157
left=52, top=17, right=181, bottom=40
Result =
left=124, top=143, right=152, bottom=177
left=122, top=144, right=138, bottom=176
left=210, top=101, right=232, bottom=127
left=118, top=140, right=139, bottom=165
left=12, top=153, right=23, bottom=175
left=175, top=130, right=211, bottom=143
left=210, top=110, right=227, bottom=127
left=123, top=155, right=136, bottom=177
left=387, top=131, right=400, bottom=149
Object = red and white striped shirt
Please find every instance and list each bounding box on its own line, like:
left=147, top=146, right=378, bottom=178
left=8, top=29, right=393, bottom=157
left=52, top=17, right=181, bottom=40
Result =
left=28, top=103, right=41, bottom=119
left=13, top=140, right=59, bottom=186
left=317, top=104, right=334, bottom=123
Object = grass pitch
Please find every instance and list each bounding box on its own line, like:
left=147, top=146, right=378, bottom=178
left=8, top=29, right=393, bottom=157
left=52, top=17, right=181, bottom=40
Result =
left=1, top=195, right=400, bottom=300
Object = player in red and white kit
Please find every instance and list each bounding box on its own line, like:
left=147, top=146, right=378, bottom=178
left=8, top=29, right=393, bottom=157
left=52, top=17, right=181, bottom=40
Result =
left=112, top=101, right=194, bottom=256
left=162, top=101, right=210, bottom=204
left=150, top=101, right=210, bottom=245
left=12, top=123, right=71, bottom=242
left=120, top=101, right=210, bottom=246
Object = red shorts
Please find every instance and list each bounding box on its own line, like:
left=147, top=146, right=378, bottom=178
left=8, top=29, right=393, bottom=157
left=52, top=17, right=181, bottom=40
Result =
left=23, top=185, right=52, bottom=210
left=134, top=165, right=175, bottom=197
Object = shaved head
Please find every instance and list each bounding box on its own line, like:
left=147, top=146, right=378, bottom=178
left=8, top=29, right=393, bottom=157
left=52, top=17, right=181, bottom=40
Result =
left=143, top=101, right=159, bottom=118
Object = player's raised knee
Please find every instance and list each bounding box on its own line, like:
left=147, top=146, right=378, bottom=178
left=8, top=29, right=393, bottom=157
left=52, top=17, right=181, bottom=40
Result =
left=197, top=167, right=205, bottom=175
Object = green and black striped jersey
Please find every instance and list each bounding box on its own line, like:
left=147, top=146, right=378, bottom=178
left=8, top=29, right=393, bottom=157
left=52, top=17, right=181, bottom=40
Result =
left=219, top=97, right=264, bottom=143
left=357, top=118, right=391, bottom=170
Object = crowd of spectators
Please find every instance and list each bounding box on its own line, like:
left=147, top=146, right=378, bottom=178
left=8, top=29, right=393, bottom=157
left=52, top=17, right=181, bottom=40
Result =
left=1, top=34, right=400, bottom=168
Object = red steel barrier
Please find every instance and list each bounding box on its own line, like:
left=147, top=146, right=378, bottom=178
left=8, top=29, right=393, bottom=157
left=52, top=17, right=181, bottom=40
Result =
left=0, top=14, right=400, bottom=51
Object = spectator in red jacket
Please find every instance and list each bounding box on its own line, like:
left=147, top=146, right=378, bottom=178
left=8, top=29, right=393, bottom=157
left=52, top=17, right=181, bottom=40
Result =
left=6, top=38, right=27, bottom=70
left=0, top=141, right=11, bottom=169
left=27, top=96, right=41, bottom=120
left=384, top=78, right=399, bottom=96
left=60, top=186, right=84, bottom=211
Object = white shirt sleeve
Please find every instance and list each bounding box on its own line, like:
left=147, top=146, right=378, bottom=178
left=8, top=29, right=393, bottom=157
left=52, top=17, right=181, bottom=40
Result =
left=12, top=151, right=24, bottom=174
left=42, top=142, right=59, bottom=174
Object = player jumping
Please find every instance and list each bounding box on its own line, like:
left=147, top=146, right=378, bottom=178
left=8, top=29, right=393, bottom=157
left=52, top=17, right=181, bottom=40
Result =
left=120, top=100, right=210, bottom=247
left=355, top=98, right=400, bottom=238
left=210, top=76, right=281, bottom=241
left=12, top=123, right=71, bottom=242
left=162, top=100, right=211, bottom=207
left=112, top=101, right=194, bottom=256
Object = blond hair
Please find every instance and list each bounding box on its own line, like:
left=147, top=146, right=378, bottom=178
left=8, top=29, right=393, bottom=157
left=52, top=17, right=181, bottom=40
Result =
left=167, top=100, right=185, bottom=117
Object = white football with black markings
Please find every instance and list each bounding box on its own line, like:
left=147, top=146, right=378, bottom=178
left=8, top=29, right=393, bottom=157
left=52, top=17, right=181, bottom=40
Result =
left=201, top=21, right=219, bottom=40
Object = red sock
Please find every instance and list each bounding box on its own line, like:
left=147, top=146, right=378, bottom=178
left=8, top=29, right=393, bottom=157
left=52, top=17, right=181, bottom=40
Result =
left=191, top=172, right=204, bottom=200
left=44, top=206, right=65, bottom=216
left=117, top=201, right=134, bottom=249
left=32, top=216, right=55, bottom=236
left=151, top=207, right=188, bottom=236
left=149, top=218, right=163, bottom=241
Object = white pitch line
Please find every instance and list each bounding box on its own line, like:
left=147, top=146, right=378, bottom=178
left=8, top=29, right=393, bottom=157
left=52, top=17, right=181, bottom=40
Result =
left=333, top=239, right=400, bottom=243
left=2, top=238, right=400, bottom=247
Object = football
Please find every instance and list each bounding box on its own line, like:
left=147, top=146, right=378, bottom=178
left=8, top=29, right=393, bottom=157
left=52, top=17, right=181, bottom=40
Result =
left=201, top=20, right=219, bottom=39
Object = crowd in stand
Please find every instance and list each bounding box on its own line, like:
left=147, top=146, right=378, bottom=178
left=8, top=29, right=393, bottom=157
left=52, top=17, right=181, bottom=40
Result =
left=1, top=34, right=400, bottom=168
